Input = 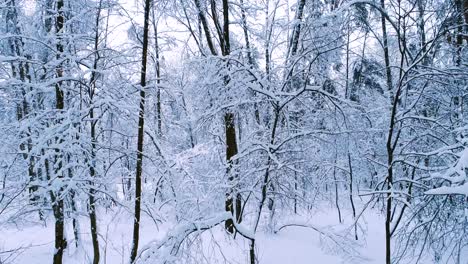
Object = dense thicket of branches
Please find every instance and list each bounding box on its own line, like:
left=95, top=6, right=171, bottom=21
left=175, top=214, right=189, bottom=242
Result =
left=0, top=0, right=467, bottom=263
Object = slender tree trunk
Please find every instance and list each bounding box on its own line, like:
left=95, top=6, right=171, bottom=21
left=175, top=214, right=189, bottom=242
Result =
left=130, top=0, right=152, bottom=262
left=345, top=24, right=351, bottom=99
left=89, top=110, right=100, bottom=264
left=87, top=2, right=104, bottom=262
left=193, top=0, right=217, bottom=55
left=249, top=239, right=256, bottom=264
left=69, top=189, right=80, bottom=248
left=287, top=0, right=306, bottom=59
left=294, top=171, right=298, bottom=214
left=380, top=0, right=393, bottom=94
left=240, top=0, right=253, bottom=65
left=192, top=0, right=241, bottom=239
left=151, top=8, right=162, bottom=137
left=250, top=107, right=281, bottom=264
left=332, top=146, right=342, bottom=223
left=347, top=152, right=357, bottom=240
left=385, top=137, right=394, bottom=264
left=240, top=0, right=260, bottom=124
left=380, top=1, right=394, bottom=262
left=265, top=0, right=271, bottom=81
left=53, top=1, right=66, bottom=263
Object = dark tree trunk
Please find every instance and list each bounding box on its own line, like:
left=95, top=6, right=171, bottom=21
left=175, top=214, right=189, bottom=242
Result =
left=332, top=147, right=342, bottom=223
left=53, top=0, right=66, bottom=263
left=347, top=153, right=357, bottom=240
left=130, top=0, right=152, bottom=262
left=249, top=239, right=256, bottom=264
left=69, top=189, right=80, bottom=248
left=89, top=109, right=100, bottom=264
left=287, top=0, right=306, bottom=59
left=224, top=112, right=240, bottom=233
left=151, top=8, right=162, bottom=137
left=380, top=1, right=394, bottom=262
left=294, top=172, right=298, bottom=214
left=240, top=0, right=260, bottom=124
left=193, top=0, right=241, bottom=233
left=222, top=0, right=242, bottom=232
left=193, top=0, right=218, bottom=55
left=88, top=2, right=104, bottom=262
left=52, top=197, right=66, bottom=264
left=240, top=0, right=253, bottom=65
left=385, top=141, right=393, bottom=264
left=380, top=0, right=393, bottom=94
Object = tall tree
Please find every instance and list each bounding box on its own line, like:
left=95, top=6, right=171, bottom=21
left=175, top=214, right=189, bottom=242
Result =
left=51, top=1, right=67, bottom=263
left=87, top=1, right=105, bottom=262
left=192, top=0, right=241, bottom=233
left=130, top=0, right=152, bottom=262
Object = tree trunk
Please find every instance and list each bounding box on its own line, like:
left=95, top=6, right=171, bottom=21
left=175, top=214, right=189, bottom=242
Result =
left=287, top=0, right=306, bottom=59
left=52, top=197, right=66, bottom=264
left=380, top=1, right=394, bottom=262
left=88, top=2, right=104, bottom=262
left=240, top=0, right=254, bottom=65
left=347, top=152, right=357, bottom=240
left=53, top=0, right=66, bottom=263
left=69, top=189, right=80, bottom=248
left=380, top=0, right=393, bottom=94
left=151, top=8, right=162, bottom=137
left=240, top=0, right=260, bottom=124
left=89, top=109, right=100, bottom=264
left=332, top=146, right=342, bottom=223
left=193, top=0, right=218, bottom=55
left=224, top=112, right=240, bottom=233
left=130, top=0, right=152, bottom=262
left=192, top=0, right=242, bottom=240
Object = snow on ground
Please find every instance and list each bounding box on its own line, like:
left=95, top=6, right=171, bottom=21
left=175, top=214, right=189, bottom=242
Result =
left=1, top=205, right=388, bottom=264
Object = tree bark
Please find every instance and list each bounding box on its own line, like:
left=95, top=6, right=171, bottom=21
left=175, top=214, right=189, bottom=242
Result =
left=224, top=112, right=240, bottom=232
left=52, top=0, right=66, bottom=263
left=332, top=146, right=342, bottom=223
left=87, top=2, right=104, bottom=262
left=287, top=0, right=306, bottom=59
left=380, top=1, right=395, bottom=262
left=193, top=0, right=218, bottom=55
left=130, top=0, right=152, bottom=262
left=240, top=0, right=254, bottom=65
left=380, top=0, right=393, bottom=94
left=222, top=12, right=242, bottom=229
left=193, top=0, right=241, bottom=233
left=151, top=8, right=162, bottom=137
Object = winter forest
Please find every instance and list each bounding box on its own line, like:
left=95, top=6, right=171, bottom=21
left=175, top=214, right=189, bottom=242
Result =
left=0, top=0, right=467, bottom=263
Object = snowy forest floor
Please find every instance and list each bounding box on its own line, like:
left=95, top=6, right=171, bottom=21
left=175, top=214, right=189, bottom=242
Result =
left=4, top=200, right=464, bottom=264
left=6, top=197, right=463, bottom=264
left=0, top=201, right=393, bottom=264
